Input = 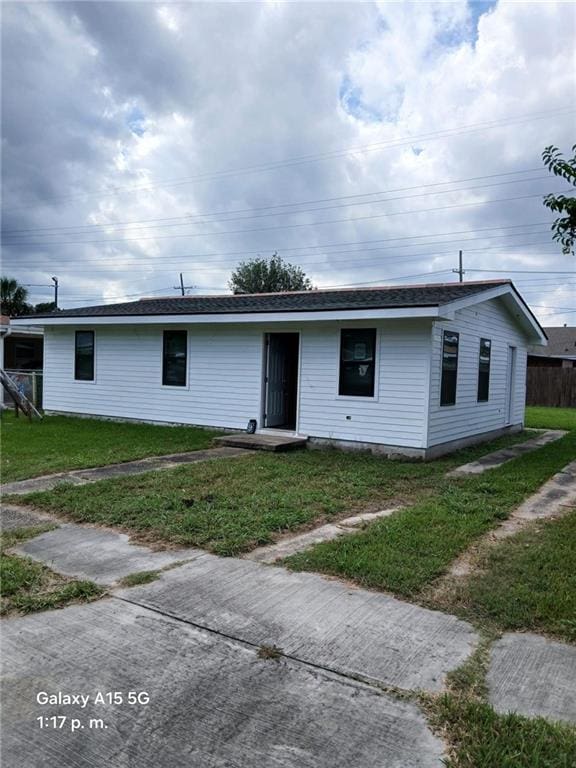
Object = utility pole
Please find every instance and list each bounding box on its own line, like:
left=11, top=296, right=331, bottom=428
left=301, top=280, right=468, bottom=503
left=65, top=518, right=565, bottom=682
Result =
left=452, top=251, right=465, bottom=283
left=51, top=276, right=59, bottom=309
left=173, top=273, right=196, bottom=295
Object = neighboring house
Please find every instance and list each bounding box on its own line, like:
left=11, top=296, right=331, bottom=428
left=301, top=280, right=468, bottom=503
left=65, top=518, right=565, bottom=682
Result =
left=528, top=326, right=576, bottom=368
left=0, top=315, right=44, bottom=407
left=14, top=280, right=546, bottom=459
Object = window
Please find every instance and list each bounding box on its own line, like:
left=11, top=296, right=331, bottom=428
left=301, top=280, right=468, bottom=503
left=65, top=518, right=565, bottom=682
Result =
left=477, top=338, right=491, bottom=402
left=162, top=330, right=187, bottom=386
left=339, top=329, right=376, bottom=397
left=440, top=330, right=459, bottom=406
left=74, top=331, right=94, bottom=381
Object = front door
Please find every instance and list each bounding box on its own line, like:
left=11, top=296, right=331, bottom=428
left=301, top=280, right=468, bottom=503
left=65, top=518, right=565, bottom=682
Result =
left=264, top=333, right=299, bottom=430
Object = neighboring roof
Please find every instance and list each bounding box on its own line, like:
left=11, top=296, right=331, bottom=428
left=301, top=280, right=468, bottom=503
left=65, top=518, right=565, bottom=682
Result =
left=23, top=280, right=513, bottom=318
left=529, top=326, right=576, bottom=359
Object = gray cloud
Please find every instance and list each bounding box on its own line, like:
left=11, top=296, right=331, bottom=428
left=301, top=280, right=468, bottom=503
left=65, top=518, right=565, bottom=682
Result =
left=2, top=1, right=575, bottom=322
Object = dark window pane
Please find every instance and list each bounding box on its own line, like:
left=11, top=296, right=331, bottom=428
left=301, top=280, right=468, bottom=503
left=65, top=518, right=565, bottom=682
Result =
left=75, top=331, right=94, bottom=381
left=339, top=329, right=376, bottom=397
left=163, top=331, right=187, bottom=386
left=440, top=330, right=459, bottom=406
left=477, top=338, right=491, bottom=402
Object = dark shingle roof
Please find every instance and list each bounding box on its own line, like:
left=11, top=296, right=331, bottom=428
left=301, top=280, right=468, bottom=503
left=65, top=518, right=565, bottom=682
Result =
left=529, top=326, right=576, bottom=357
left=27, top=280, right=511, bottom=319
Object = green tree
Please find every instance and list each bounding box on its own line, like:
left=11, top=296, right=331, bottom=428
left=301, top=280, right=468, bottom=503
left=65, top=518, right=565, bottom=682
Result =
left=229, top=253, right=314, bottom=294
left=542, top=144, right=576, bottom=255
left=0, top=276, right=32, bottom=317
left=34, top=301, right=57, bottom=314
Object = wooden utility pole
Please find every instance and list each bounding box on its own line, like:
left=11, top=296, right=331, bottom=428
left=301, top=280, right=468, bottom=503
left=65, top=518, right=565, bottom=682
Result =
left=452, top=251, right=465, bottom=282
left=173, top=274, right=196, bottom=295
left=51, top=276, right=59, bottom=308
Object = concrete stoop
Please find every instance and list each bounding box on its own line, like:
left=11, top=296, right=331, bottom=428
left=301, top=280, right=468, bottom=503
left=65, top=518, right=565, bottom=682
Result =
left=214, top=432, right=307, bottom=452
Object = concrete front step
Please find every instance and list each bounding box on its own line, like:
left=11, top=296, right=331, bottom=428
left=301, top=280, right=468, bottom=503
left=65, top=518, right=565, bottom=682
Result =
left=214, top=432, right=307, bottom=452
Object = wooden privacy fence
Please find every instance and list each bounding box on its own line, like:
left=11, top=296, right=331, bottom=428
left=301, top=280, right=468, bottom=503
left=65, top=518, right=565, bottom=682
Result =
left=526, top=367, right=576, bottom=408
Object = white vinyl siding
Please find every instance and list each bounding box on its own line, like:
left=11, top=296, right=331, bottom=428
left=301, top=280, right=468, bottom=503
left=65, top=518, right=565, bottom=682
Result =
left=298, top=320, right=431, bottom=448
left=427, top=297, right=527, bottom=447
left=43, top=324, right=263, bottom=430
left=42, top=299, right=530, bottom=452
left=43, top=319, right=431, bottom=448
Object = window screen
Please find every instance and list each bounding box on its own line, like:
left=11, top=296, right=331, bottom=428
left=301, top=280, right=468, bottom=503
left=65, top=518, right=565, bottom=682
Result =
left=440, top=330, right=459, bottom=406
left=339, top=329, right=376, bottom=397
left=74, top=331, right=94, bottom=381
left=477, top=338, right=491, bottom=402
left=162, top=330, right=187, bottom=386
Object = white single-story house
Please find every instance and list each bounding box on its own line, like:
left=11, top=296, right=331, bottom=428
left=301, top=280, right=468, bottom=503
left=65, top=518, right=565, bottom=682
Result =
left=14, top=280, right=547, bottom=459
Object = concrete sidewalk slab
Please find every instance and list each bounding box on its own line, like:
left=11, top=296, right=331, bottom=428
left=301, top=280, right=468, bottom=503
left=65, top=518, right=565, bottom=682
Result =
left=1, top=503, right=57, bottom=531
left=1, top=446, right=250, bottom=496
left=447, top=430, right=567, bottom=477
left=14, top=524, right=204, bottom=585
left=488, top=633, right=576, bottom=724
left=245, top=507, right=401, bottom=564
left=1, top=599, right=446, bottom=768
left=116, top=555, right=478, bottom=692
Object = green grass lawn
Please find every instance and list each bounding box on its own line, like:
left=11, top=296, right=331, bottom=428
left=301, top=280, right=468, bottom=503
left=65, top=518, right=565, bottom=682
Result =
left=1, top=527, right=103, bottom=615
left=1, top=412, right=222, bottom=482
left=440, top=512, right=576, bottom=643
left=429, top=695, right=576, bottom=768
left=525, top=406, right=576, bottom=431
left=10, top=432, right=530, bottom=556
left=285, top=430, right=576, bottom=597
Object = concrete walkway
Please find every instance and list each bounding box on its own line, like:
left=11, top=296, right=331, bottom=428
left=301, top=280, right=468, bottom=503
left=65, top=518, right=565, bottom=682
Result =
left=444, top=459, right=576, bottom=579
left=488, top=633, right=576, bottom=724
left=2, top=599, right=446, bottom=768
left=115, top=554, right=477, bottom=693
left=13, top=523, right=204, bottom=585
left=8, top=516, right=477, bottom=692
left=1, top=445, right=251, bottom=496
left=447, top=429, right=567, bottom=477
left=245, top=507, right=401, bottom=563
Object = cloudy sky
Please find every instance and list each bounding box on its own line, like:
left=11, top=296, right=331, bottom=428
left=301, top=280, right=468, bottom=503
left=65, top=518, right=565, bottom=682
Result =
left=2, top=1, right=575, bottom=325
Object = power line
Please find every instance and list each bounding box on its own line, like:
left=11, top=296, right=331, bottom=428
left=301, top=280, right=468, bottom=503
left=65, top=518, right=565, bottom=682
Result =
left=1, top=177, right=562, bottom=243
left=3, top=190, right=570, bottom=248
left=465, top=269, right=576, bottom=275
left=5, top=222, right=554, bottom=269
left=2, top=169, right=549, bottom=236
left=9, top=245, right=565, bottom=282
left=5, top=106, right=572, bottom=212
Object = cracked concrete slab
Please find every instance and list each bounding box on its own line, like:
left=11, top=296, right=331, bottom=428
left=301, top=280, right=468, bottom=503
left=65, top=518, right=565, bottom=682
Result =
left=1, top=503, right=57, bottom=531
left=246, top=507, right=401, bottom=564
left=116, top=554, right=478, bottom=692
left=1, top=446, right=251, bottom=496
left=1, top=599, right=446, bottom=768
left=488, top=633, right=576, bottom=724
left=447, top=430, right=567, bottom=477
left=13, top=524, right=204, bottom=585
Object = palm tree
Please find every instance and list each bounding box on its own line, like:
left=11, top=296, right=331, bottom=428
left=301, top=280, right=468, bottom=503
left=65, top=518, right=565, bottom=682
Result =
left=1, top=277, right=32, bottom=317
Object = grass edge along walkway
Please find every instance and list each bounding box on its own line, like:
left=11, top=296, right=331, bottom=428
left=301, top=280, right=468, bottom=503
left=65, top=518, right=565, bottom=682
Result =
left=285, top=431, right=576, bottom=598
left=8, top=432, right=533, bottom=557
left=1, top=526, right=104, bottom=616
left=1, top=412, right=222, bottom=483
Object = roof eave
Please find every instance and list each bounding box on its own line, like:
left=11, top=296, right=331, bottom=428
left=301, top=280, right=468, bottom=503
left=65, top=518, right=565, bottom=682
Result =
left=441, top=283, right=547, bottom=345
left=11, top=306, right=443, bottom=327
